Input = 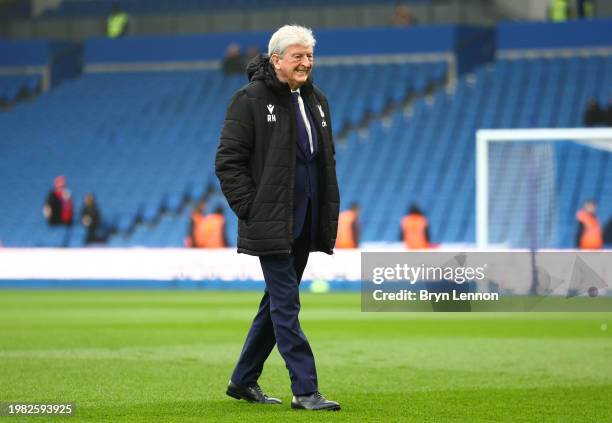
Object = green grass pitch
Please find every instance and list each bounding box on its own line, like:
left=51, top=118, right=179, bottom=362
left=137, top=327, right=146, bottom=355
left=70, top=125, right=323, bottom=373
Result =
left=1, top=290, right=611, bottom=422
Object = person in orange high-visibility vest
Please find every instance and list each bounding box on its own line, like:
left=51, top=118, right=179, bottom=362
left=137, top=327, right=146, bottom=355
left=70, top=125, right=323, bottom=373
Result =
left=576, top=200, right=603, bottom=249
left=336, top=203, right=360, bottom=248
left=400, top=204, right=430, bottom=250
left=201, top=206, right=228, bottom=248
left=187, top=200, right=207, bottom=248
left=189, top=202, right=228, bottom=248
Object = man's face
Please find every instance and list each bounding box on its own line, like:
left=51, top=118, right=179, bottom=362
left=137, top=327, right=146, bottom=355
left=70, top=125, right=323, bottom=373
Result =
left=271, top=44, right=313, bottom=90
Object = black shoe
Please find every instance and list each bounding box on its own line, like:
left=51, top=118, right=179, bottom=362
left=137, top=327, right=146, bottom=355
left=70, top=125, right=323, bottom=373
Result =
left=291, top=391, right=340, bottom=411
left=226, top=380, right=282, bottom=404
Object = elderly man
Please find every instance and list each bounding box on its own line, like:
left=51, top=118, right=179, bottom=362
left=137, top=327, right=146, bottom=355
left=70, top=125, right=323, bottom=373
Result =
left=215, top=25, right=340, bottom=411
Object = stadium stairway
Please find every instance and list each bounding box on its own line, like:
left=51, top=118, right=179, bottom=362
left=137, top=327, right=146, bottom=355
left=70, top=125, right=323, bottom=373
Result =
left=0, top=75, right=41, bottom=105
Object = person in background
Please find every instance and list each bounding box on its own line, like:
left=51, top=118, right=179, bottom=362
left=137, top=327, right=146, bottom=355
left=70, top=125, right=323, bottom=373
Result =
left=576, top=200, right=603, bottom=249
left=336, top=202, right=360, bottom=248
left=400, top=203, right=430, bottom=250
left=187, top=202, right=228, bottom=248
left=202, top=206, right=228, bottom=248
left=187, top=200, right=206, bottom=248
left=576, top=0, right=594, bottom=19
left=391, top=4, right=417, bottom=26
left=549, top=0, right=570, bottom=21
left=44, top=175, right=74, bottom=226
left=81, top=193, right=102, bottom=244
left=603, top=216, right=612, bottom=246
left=107, top=2, right=129, bottom=38
left=583, top=98, right=605, bottom=127
left=222, top=43, right=245, bottom=75
left=244, top=45, right=261, bottom=64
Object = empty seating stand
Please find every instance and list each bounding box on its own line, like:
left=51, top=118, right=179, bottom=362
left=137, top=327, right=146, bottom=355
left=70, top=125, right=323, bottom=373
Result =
left=0, top=60, right=443, bottom=247
left=2, top=54, right=608, bottom=248
left=335, top=55, right=611, bottom=245
left=4, top=52, right=608, bottom=248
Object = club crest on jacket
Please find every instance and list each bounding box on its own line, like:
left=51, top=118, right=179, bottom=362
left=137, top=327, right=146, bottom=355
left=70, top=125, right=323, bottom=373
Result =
left=317, top=104, right=327, bottom=127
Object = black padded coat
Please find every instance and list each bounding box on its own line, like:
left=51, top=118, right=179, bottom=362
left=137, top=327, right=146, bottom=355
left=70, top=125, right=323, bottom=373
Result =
left=215, top=54, right=340, bottom=256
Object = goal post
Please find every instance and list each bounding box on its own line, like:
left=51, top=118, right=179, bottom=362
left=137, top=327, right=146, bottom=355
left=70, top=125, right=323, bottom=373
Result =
left=476, top=128, right=612, bottom=249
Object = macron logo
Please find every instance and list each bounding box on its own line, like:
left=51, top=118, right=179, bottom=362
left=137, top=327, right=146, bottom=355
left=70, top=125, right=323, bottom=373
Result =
left=266, top=104, right=276, bottom=123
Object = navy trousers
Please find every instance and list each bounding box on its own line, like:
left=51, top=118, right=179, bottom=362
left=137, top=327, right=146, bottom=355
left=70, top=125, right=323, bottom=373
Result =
left=230, top=204, right=318, bottom=396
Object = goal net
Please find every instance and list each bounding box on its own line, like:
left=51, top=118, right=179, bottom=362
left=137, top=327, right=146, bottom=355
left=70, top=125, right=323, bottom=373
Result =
left=476, top=128, right=612, bottom=249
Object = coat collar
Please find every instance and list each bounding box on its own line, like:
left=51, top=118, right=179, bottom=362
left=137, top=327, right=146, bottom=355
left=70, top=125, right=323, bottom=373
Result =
left=247, top=54, right=314, bottom=98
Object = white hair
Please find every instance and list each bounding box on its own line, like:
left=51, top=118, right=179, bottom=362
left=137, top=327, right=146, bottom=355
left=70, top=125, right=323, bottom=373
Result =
left=268, top=25, right=316, bottom=57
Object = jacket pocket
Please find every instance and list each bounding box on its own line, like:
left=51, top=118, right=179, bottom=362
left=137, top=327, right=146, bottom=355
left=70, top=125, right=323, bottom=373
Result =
left=237, top=191, right=255, bottom=220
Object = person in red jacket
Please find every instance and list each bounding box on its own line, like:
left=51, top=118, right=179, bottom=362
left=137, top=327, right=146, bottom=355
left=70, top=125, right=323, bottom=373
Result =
left=576, top=200, right=603, bottom=249
left=43, top=175, right=74, bottom=226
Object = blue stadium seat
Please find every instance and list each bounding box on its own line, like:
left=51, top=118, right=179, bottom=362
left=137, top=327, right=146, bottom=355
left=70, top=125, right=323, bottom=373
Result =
left=5, top=54, right=608, bottom=248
